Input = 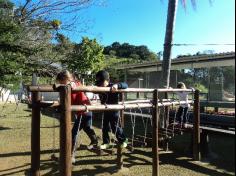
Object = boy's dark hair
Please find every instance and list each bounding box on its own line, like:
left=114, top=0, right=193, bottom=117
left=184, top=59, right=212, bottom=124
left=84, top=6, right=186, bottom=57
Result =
left=56, top=70, right=71, bottom=82
left=95, top=70, right=109, bottom=86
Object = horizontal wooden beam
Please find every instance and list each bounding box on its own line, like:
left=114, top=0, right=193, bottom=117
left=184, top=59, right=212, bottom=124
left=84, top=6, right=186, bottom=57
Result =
left=71, top=103, right=154, bottom=112
left=71, top=100, right=194, bottom=112
left=157, top=88, right=194, bottom=93
left=39, top=101, right=60, bottom=108
left=28, top=85, right=195, bottom=94
left=72, top=86, right=155, bottom=93
left=28, top=85, right=55, bottom=92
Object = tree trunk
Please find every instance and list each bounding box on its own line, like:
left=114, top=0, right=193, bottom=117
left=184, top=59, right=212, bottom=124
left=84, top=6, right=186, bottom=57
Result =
left=159, top=0, right=179, bottom=129
left=160, top=0, right=179, bottom=88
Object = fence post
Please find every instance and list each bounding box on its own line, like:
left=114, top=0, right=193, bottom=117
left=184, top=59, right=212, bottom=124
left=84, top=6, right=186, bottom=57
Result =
left=59, top=85, right=72, bottom=176
left=31, top=91, right=41, bottom=176
left=152, top=89, right=159, bottom=176
left=193, top=89, right=201, bottom=161
left=117, top=146, right=123, bottom=170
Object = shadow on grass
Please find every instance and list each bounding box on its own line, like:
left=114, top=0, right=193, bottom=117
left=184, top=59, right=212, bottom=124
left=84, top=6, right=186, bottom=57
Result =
left=0, top=164, right=29, bottom=173
left=40, top=125, right=60, bottom=129
left=0, top=126, right=11, bottom=131
left=0, top=147, right=233, bottom=176
left=72, top=148, right=233, bottom=176
left=0, top=149, right=60, bottom=158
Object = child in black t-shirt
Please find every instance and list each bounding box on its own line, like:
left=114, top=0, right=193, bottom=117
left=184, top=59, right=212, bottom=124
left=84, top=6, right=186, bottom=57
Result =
left=95, top=70, right=128, bottom=149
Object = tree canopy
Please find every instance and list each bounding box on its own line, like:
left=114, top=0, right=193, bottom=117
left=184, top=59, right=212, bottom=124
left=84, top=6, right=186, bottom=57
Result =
left=104, top=42, right=159, bottom=61
left=65, top=37, right=105, bottom=74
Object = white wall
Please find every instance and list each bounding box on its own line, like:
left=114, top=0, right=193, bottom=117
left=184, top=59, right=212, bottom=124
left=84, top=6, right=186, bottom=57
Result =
left=0, top=87, right=17, bottom=103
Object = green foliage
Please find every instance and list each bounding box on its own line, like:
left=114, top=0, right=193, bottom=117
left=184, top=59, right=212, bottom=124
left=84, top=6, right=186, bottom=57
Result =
left=102, top=55, right=141, bottom=82
left=0, top=0, right=14, bottom=9
left=222, top=67, right=235, bottom=93
left=0, top=1, right=62, bottom=79
left=51, top=19, right=62, bottom=30
left=66, top=37, right=105, bottom=74
left=193, top=83, right=208, bottom=93
left=104, top=42, right=159, bottom=61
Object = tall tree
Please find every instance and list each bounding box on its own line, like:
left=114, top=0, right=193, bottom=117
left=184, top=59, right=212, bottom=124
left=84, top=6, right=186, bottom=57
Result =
left=160, top=0, right=179, bottom=88
left=160, top=0, right=211, bottom=88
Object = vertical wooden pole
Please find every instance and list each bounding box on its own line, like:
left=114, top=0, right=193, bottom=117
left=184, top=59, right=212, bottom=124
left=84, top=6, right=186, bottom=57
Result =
left=152, top=89, right=159, bottom=176
left=117, top=146, right=123, bottom=170
left=59, top=85, right=72, bottom=176
left=31, top=91, right=41, bottom=176
left=193, top=89, right=201, bottom=161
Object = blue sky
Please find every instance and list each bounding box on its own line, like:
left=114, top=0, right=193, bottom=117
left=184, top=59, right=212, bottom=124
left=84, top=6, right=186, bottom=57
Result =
left=12, top=0, right=235, bottom=58
left=67, top=0, right=234, bottom=58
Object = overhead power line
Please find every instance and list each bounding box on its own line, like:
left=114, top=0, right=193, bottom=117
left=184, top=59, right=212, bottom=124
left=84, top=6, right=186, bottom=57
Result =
left=172, top=43, right=235, bottom=46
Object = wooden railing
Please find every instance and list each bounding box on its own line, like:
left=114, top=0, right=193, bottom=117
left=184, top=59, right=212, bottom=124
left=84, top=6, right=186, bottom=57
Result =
left=28, top=85, right=200, bottom=176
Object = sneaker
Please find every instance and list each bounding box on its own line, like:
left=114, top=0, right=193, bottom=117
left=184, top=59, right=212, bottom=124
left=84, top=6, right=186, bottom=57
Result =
left=100, top=143, right=112, bottom=150
left=183, top=123, right=189, bottom=128
left=120, top=139, right=128, bottom=149
left=87, top=142, right=98, bottom=150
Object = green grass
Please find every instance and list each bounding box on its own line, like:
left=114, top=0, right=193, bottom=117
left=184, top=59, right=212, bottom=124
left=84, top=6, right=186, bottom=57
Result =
left=0, top=103, right=235, bottom=176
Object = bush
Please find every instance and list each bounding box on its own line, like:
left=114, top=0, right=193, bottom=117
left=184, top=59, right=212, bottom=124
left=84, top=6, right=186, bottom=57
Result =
left=194, top=83, right=208, bottom=93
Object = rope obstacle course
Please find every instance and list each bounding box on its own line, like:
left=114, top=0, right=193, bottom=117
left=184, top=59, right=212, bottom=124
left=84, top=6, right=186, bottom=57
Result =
left=28, top=84, right=200, bottom=176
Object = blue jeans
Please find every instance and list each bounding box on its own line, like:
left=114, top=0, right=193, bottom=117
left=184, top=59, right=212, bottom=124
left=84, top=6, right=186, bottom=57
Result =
left=72, top=112, right=97, bottom=148
left=102, top=111, right=126, bottom=144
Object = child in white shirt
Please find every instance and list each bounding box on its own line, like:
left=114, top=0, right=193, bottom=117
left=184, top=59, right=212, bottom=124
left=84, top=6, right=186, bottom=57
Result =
left=176, top=82, right=190, bottom=128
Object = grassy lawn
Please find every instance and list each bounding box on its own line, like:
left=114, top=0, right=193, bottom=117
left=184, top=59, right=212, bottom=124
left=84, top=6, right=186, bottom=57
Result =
left=0, top=103, right=235, bottom=176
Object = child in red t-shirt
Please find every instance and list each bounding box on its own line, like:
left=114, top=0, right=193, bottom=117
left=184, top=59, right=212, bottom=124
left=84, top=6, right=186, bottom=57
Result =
left=56, top=70, right=98, bottom=163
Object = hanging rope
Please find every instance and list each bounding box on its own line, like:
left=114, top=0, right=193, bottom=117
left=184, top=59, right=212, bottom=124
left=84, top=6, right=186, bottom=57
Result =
left=130, top=109, right=136, bottom=151
left=71, top=114, right=83, bottom=159
left=101, top=112, right=104, bottom=140
left=148, top=108, right=152, bottom=127
left=137, top=105, right=148, bottom=147
left=110, top=113, right=122, bottom=153
left=172, top=105, right=178, bottom=137
left=172, top=43, right=235, bottom=46
left=162, top=103, right=169, bottom=140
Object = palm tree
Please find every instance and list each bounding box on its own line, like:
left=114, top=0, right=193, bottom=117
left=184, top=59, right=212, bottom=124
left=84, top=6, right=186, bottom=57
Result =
left=159, top=0, right=213, bottom=129
left=160, top=0, right=212, bottom=88
left=160, top=0, right=179, bottom=88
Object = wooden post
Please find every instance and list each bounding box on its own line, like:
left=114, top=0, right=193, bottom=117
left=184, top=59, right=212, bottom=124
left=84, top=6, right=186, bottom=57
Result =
left=59, top=85, right=72, bottom=176
left=117, top=146, right=123, bottom=170
left=31, top=91, right=41, bottom=176
left=152, top=89, right=159, bottom=176
left=193, top=89, right=201, bottom=161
